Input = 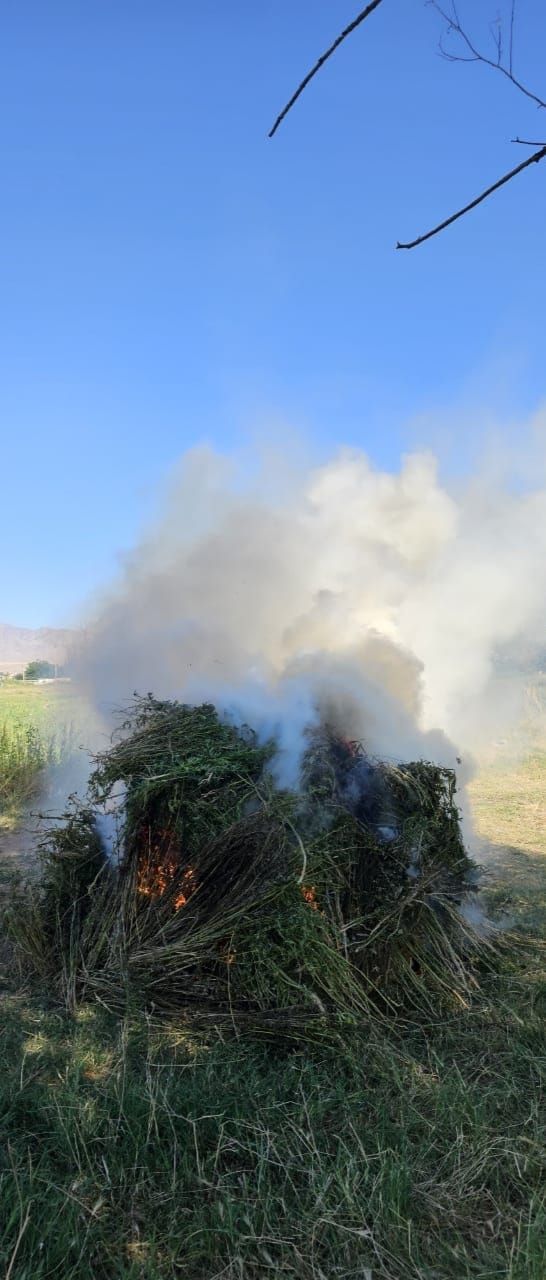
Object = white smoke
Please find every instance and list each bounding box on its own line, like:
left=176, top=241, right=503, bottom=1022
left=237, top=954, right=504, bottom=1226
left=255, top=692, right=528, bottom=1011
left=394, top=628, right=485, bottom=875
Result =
left=66, top=435, right=546, bottom=802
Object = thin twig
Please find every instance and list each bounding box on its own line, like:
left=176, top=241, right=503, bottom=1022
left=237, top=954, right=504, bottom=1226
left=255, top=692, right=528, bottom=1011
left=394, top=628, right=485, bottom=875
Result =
left=491, top=16, right=502, bottom=68
left=397, top=144, right=546, bottom=249
left=268, top=0, right=385, bottom=138
left=509, top=0, right=516, bottom=77
left=512, top=136, right=546, bottom=146
left=430, top=0, right=546, bottom=109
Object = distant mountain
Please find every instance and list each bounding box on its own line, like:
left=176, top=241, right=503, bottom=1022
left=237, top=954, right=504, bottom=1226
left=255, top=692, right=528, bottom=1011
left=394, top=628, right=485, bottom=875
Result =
left=0, top=623, right=75, bottom=674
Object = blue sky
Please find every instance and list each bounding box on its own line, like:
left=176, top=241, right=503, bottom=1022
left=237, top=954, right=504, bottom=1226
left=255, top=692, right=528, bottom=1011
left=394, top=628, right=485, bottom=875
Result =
left=2, top=0, right=546, bottom=627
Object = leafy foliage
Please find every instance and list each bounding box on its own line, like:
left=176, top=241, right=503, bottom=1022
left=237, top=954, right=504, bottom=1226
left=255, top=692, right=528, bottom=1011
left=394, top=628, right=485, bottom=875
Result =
left=0, top=720, right=73, bottom=817
left=24, top=660, right=58, bottom=680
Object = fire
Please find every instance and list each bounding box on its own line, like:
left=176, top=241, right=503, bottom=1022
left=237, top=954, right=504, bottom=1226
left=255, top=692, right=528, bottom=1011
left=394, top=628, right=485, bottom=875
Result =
left=301, top=885, right=319, bottom=910
left=137, top=855, right=178, bottom=899
left=135, top=825, right=196, bottom=910
left=173, top=867, right=197, bottom=909
left=135, top=825, right=320, bottom=916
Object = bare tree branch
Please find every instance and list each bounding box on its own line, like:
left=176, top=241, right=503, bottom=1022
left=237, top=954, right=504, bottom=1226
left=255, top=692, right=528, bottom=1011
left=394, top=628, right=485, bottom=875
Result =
left=430, top=1, right=546, bottom=109
left=268, top=0, right=386, bottom=139
left=491, top=16, right=502, bottom=68
left=269, top=1, right=545, bottom=249
left=509, top=0, right=516, bottom=77
left=397, top=144, right=546, bottom=249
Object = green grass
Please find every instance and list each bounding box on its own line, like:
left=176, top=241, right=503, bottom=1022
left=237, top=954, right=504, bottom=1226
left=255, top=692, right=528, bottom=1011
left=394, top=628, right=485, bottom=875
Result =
left=0, top=714, right=545, bottom=1278
left=0, top=720, right=76, bottom=823
left=0, top=964, right=544, bottom=1279
left=0, top=680, right=83, bottom=730
left=0, top=682, right=95, bottom=827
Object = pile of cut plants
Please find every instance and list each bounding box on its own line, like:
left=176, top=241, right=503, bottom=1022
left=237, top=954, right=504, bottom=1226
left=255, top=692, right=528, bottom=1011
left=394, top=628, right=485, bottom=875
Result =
left=7, top=695, right=492, bottom=1036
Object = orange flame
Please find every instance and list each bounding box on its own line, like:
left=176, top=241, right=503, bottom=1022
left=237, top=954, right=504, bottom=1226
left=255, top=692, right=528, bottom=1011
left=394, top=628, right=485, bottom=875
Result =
left=173, top=867, right=197, bottom=910
left=301, top=885, right=319, bottom=910
left=135, top=825, right=196, bottom=911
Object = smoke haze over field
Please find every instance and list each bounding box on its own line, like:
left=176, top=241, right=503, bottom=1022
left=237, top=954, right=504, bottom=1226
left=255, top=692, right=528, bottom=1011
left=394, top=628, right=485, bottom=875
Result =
left=68, top=435, right=546, bottom=788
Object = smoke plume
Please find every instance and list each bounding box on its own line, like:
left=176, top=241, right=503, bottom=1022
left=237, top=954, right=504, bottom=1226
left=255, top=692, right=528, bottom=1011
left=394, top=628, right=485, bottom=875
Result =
left=69, top=438, right=546, bottom=795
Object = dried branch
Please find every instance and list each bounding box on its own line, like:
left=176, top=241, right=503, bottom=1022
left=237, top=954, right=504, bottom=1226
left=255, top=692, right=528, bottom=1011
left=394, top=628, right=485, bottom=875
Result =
left=509, top=0, right=516, bottom=77
left=430, top=0, right=546, bottom=109
left=491, top=15, right=502, bottom=69
left=397, top=143, right=546, bottom=249
left=268, top=0, right=386, bottom=139
left=268, top=0, right=545, bottom=249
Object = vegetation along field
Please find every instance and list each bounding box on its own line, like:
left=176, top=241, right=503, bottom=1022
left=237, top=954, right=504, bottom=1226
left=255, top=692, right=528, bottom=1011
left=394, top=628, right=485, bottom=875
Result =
left=0, top=685, right=544, bottom=1280
left=0, top=681, right=97, bottom=830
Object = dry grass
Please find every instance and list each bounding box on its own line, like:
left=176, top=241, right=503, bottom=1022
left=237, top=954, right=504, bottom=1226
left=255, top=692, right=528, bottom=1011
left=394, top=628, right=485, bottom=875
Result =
left=469, top=744, right=546, bottom=938
left=470, top=749, right=546, bottom=856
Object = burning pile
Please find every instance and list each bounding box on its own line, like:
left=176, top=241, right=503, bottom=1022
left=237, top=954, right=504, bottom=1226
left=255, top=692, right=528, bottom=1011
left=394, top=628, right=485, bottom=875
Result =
left=8, top=696, right=490, bottom=1035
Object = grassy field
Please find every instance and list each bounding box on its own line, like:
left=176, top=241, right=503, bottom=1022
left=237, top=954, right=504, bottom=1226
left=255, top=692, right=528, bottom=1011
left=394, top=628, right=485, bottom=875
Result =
left=469, top=751, right=546, bottom=936
left=0, top=679, right=85, bottom=730
left=0, top=681, right=97, bottom=828
left=0, top=689, right=544, bottom=1279
left=470, top=753, right=546, bottom=857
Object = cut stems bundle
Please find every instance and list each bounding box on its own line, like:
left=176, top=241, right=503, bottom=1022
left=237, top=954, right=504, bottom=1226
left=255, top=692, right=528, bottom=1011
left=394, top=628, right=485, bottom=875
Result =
left=7, top=696, right=493, bottom=1036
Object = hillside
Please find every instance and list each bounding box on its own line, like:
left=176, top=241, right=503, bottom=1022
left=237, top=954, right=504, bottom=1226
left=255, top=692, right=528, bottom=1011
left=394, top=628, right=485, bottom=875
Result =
left=0, top=622, right=75, bottom=674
